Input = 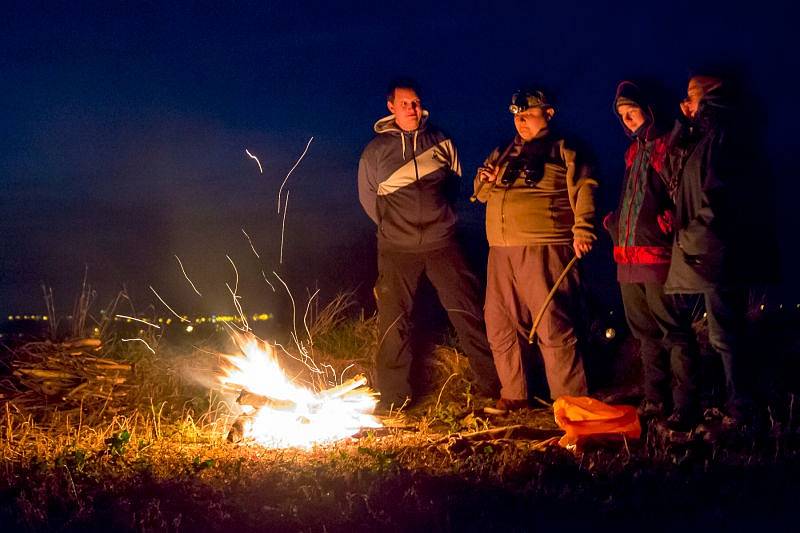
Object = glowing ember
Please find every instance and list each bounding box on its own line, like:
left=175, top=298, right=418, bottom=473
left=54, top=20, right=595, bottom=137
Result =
left=220, top=333, right=381, bottom=448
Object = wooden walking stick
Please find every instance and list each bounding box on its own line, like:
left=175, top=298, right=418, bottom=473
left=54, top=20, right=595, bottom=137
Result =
left=527, top=255, right=579, bottom=344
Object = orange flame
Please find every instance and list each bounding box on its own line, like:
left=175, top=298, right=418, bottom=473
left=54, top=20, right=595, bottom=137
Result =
left=220, top=333, right=381, bottom=448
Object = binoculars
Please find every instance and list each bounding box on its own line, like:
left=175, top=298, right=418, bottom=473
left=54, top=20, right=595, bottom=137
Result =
left=501, top=156, right=543, bottom=187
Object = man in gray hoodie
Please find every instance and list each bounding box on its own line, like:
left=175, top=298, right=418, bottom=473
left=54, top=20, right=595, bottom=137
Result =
left=358, top=79, right=499, bottom=409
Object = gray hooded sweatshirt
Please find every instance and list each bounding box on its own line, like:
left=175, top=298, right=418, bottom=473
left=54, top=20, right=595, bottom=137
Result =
left=358, top=111, right=461, bottom=252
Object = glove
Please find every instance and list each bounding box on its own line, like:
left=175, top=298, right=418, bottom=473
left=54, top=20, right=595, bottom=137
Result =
left=657, top=209, right=674, bottom=235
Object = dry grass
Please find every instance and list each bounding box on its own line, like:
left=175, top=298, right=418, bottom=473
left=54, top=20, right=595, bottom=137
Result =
left=2, top=293, right=800, bottom=530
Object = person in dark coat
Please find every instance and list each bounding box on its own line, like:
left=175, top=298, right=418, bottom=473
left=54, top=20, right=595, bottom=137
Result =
left=358, top=79, right=499, bottom=410
left=663, top=75, right=751, bottom=427
left=605, top=81, right=700, bottom=429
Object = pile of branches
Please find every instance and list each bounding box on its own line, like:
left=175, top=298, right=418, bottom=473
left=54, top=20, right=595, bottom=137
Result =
left=0, top=338, right=132, bottom=418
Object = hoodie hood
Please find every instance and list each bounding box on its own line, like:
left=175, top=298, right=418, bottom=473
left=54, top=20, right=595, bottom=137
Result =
left=613, top=81, right=658, bottom=140
left=373, top=110, right=430, bottom=134
left=373, top=110, right=430, bottom=160
left=694, top=82, right=733, bottom=133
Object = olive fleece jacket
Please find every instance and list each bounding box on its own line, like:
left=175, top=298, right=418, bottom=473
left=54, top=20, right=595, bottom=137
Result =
left=473, top=129, right=598, bottom=246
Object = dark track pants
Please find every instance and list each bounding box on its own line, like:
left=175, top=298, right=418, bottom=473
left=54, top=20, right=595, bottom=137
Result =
left=620, top=282, right=699, bottom=415
left=375, top=245, right=499, bottom=406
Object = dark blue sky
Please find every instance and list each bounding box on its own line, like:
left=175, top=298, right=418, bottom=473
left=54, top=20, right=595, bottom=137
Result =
left=1, top=1, right=797, bottom=319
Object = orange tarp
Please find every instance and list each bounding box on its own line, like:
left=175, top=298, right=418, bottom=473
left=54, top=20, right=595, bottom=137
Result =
left=553, top=396, right=641, bottom=447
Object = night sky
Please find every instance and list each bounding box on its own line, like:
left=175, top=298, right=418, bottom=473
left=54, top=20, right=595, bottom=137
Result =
left=1, top=1, right=798, bottom=321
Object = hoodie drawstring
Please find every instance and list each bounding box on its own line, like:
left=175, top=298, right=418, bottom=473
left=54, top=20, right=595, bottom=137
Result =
left=399, top=130, right=419, bottom=161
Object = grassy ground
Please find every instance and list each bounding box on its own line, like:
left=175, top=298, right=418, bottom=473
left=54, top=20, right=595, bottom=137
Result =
left=2, top=298, right=800, bottom=531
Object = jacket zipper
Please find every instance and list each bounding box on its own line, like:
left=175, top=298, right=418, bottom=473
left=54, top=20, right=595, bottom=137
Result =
left=622, top=140, right=644, bottom=258
left=410, top=132, right=423, bottom=246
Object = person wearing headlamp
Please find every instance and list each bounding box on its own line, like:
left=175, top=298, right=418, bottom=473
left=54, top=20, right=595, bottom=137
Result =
left=474, top=89, right=598, bottom=414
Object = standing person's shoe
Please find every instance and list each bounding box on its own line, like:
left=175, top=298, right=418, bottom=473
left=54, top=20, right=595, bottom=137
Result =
left=483, top=398, right=528, bottom=415
left=663, top=411, right=699, bottom=433
left=637, top=400, right=666, bottom=419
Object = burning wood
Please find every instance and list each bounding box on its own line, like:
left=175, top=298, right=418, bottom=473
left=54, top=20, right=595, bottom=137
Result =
left=236, top=390, right=297, bottom=412
left=220, top=334, right=381, bottom=447
left=316, top=374, right=368, bottom=400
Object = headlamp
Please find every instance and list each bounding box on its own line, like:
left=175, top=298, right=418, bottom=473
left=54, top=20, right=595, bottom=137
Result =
left=508, top=90, right=551, bottom=115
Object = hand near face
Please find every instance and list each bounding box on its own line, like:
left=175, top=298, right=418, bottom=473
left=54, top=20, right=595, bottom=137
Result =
left=679, top=99, right=693, bottom=118
left=573, top=238, right=593, bottom=258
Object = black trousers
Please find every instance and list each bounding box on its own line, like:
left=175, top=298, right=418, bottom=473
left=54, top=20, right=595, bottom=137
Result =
left=620, top=282, right=699, bottom=415
left=703, top=287, right=750, bottom=417
left=375, top=245, right=499, bottom=406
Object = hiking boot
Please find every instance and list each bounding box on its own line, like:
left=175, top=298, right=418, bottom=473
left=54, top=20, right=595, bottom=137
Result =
left=483, top=398, right=528, bottom=415
left=637, top=400, right=666, bottom=419
left=720, top=413, right=750, bottom=433
left=664, top=411, right=699, bottom=433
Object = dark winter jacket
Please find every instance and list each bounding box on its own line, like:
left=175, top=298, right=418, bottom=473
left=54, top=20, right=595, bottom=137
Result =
left=358, top=111, right=462, bottom=252
left=605, top=81, right=674, bottom=284
left=664, top=84, right=743, bottom=292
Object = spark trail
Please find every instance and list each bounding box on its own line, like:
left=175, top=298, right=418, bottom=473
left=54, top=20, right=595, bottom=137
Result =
left=174, top=255, right=202, bottom=296
left=280, top=190, right=290, bottom=264
left=241, top=228, right=260, bottom=259
left=115, top=315, right=161, bottom=329
left=245, top=148, right=263, bottom=173
left=277, top=137, right=313, bottom=213
left=149, top=286, right=189, bottom=323
left=121, top=338, right=156, bottom=354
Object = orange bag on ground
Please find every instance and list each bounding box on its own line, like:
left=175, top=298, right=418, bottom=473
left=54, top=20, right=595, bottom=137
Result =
left=553, top=396, right=641, bottom=448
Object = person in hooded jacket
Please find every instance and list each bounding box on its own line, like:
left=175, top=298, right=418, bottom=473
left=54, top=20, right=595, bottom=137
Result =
left=663, top=75, right=752, bottom=427
left=604, top=81, right=701, bottom=430
left=473, top=89, right=596, bottom=414
left=358, top=79, right=499, bottom=410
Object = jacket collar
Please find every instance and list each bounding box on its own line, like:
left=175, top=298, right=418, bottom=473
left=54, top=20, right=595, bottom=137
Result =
left=373, top=110, right=430, bottom=135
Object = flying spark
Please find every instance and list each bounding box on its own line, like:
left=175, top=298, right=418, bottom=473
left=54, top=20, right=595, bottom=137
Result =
left=261, top=270, right=276, bottom=292
left=280, top=190, right=290, bottom=264
left=225, top=255, right=249, bottom=331
left=245, top=148, right=263, bottom=173
left=121, top=338, right=156, bottom=354
left=278, top=136, right=313, bottom=213
left=241, top=228, right=261, bottom=259
left=174, top=255, right=202, bottom=296
left=115, top=315, right=161, bottom=329
left=149, top=286, right=189, bottom=323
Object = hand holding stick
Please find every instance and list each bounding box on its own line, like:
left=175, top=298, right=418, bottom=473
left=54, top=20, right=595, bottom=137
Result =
left=470, top=165, right=500, bottom=202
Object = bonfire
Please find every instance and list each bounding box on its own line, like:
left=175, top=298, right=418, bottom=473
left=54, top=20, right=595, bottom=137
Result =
left=219, top=332, right=381, bottom=448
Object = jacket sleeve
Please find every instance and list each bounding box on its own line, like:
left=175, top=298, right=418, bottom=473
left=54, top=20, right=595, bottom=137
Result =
left=562, top=142, right=598, bottom=242
left=677, top=131, right=727, bottom=256
left=472, top=147, right=501, bottom=204
left=604, top=210, right=619, bottom=245
left=443, top=138, right=462, bottom=177
left=357, top=147, right=379, bottom=225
